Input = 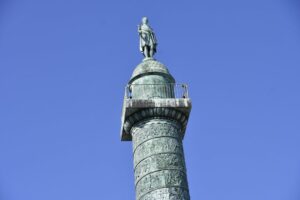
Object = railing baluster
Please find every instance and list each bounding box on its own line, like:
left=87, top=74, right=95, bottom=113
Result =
left=125, top=83, right=189, bottom=99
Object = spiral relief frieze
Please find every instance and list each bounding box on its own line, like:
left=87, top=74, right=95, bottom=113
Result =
left=131, top=118, right=190, bottom=200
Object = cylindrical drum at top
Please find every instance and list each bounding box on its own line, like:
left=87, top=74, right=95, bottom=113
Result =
left=129, top=72, right=175, bottom=99
left=129, top=60, right=175, bottom=100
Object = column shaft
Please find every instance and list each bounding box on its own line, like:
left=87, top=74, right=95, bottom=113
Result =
left=131, top=118, right=190, bottom=200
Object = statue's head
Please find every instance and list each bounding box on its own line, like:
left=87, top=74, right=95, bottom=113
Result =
left=142, top=17, right=148, bottom=24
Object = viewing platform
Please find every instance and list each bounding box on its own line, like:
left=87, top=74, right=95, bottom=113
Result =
left=121, top=83, right=192, bottom=141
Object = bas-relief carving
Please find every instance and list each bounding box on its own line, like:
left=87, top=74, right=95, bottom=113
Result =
left=134, top=153, right=186, bottom=184
left=140, top=188, right=190, bottom=200
left=132, top=118, right=190, bottom=200
left=134, top=137, right=183, bottom=167
left=135, top=170, right=189, bottom=200
left=132, top=119, right=181, bottom=151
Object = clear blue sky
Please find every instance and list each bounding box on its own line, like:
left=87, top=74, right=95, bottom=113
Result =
left=0, top=0, right=300, bottom=199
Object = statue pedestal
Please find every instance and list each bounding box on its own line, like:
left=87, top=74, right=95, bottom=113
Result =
left=142, top=57, right=155, bottom=62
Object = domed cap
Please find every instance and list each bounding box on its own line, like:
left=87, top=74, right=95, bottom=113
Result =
left=129, top=59, right=175, bottom=84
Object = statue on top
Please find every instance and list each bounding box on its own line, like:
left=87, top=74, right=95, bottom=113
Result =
left=138, top=17, right=157, bottom=59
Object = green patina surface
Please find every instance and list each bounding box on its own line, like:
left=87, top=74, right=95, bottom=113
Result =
left=132, top=119, right=189, bottom=200
left=121, top=59, right=191, bottom=200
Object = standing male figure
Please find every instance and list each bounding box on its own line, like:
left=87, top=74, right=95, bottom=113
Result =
left=138, top=17, right=157, bottom=59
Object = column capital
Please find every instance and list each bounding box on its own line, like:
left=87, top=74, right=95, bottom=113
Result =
left=121, top=98, right=192, bottom=141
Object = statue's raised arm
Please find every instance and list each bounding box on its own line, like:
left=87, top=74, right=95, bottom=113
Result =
left=138, top=17, right=157, bottom=59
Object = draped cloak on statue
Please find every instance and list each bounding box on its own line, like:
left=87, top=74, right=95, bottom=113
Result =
left=139, top=24, right=157, bottom=54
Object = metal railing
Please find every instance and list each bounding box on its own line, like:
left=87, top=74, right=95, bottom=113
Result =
left=125, top=83, right=189, bottom=99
